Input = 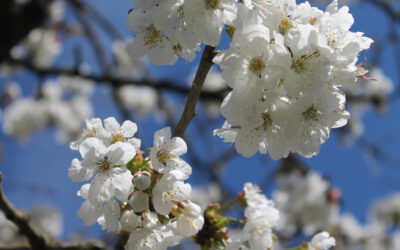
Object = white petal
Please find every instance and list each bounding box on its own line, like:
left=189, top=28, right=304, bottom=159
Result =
left=106, top=142, right=136, bottom=165
left=77, top=183, right=91, bottom=199
left=152, top=187, right=173, bottom=216
left=110, top=167, right=134, bottom=202
left=89, top=173, right=115, bottom=203
left=128, top=138, right=142, bottom=151
left=77, top=200, right=102, bottom=226
left=121, top=120, right=137, bottom=137
left=102, top=200, right=121, bottom=232
left=154, top=127, right=171, bottom=148
left=235, top=129, right=260, bottom=158
left=79, top=137, right=106, bottom=159
left=68, top=158, right=95, bottom=182
left=168, top=137, right=187, bottom=156
left=176, top=215, right=204, bottom=237
left=129, top=192, right=150, bottom=212
left=148, top=44, right=178, bottom=66
left=104, top=117, right=121, bottom=132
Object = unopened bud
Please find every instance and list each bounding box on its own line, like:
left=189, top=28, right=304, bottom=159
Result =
left=120, top=210, right=140, bottom=232
left=133, top=171, right=151, bottom=190
left=180, top=200, right=202, bottom=218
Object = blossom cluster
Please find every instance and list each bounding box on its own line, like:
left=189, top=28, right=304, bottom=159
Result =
left=226, top=183, right=281, bottom=250
left=2, top=77, right=93, bottom=142
left=126, top=0, right=237, bottom=65
left=274, top=168, right=339, bottom=236
left=10, top=0, right=64, bottom=68
left=270, top=165, right=400, bottom=250
left=201, top=182, right=336, bottom=250
left=68, top=117, right=204, bottom=249
left=214, top=0, right=373, bottom=159
left=126, top=0, right=373, bottom=160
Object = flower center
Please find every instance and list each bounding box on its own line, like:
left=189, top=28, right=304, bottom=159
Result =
left=97, top=157, right=111, bottom=172
left=204, top=0, right=220, bottom=10
left=156, top=149, right=174, bottom=164
left=112, top=133, right=125, bottom=143
left=279, top=17, right=295, bottom=34
left=177, top=4, right=184, bottom=18
left=83, top=128, right=97, bottom=138
left=249, top=57, right=266, bottom=78
left=262, top=112, right=273, bottom=128
left=173, top=43, right=183, bottom=56
left=143, top=24, right=164, bottom=48
left=302, top=104, right=319, bottom=121
left=291, top=50, right=320, bottom=73
left=309, top=17, right=318, bottom=25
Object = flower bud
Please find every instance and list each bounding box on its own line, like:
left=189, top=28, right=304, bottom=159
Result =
left=133, top=171, right=151, bottom=190
left=180, top=200, right=202, bottom=218
left=120, top=210, right=140, bottom=232
left=128, top=191, right=149, bottom=212
left=176, top=214, right=204, bottom=237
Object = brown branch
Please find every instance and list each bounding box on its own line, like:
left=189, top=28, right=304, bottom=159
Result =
left=6, top=58, right=226, bottom=102
left=69, top=0, right=110, bottom=74
left=84, top=1, right=124, bottom=40
left=0, top=173, right=48, bottom=249
left=0, top=172, right=105, bottom=250
left=173, top=45, right=217, bottom=137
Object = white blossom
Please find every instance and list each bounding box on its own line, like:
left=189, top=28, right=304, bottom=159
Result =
left=150, top=127, right=191, bottom=177
left=309, top=231, right=336, bottom=250
left=69, top=138, right=135, bottom=203
left=184, top=0, right=237, bottom=46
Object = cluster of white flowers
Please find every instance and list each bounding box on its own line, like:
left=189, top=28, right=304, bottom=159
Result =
left=308, top=231, right=336, bottom=250
left=68, top=118, right=204, bottom=249
left=222, top=183, right=335, bottom=250
left=11, top=28, right=61, bottom=68
left=271, top=166, right=400, bottom=250
left=370, top=193, right=400, bottom=228
left=2, top=76, right=93, bottom=142
left=126, top=0, right=237, bottom=65
left=227, top=183, right=280, bottom=250
left=117, top=85, right=158, bottom=117
left=214, top=0, right=373, bottom=159
left=273, top=169, right=339, bottom=236
left=330, top=195, right=400, bottom=250
left=125, top=0, right=374, bottom=159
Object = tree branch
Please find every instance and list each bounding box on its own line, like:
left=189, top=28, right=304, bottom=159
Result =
left=0, top=172, right=105, bottom=250
left=0, top=173, right=48, bottom=249
left=173, top=45, right=217, bottom=137
left=6, top=58, right=226, bottom=102
left=69, top=0, right=110, bottom=74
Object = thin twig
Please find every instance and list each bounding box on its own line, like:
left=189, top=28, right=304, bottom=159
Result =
left=173, top=46, right=217, bottom=137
